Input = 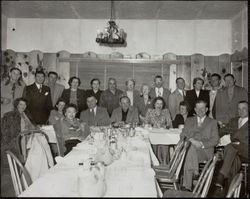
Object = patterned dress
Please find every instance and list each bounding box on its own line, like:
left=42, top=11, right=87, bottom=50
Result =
left=145, top=108, right=172, bottom=128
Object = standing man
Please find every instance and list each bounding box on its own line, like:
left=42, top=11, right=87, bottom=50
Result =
left=168, top=77, right=186, bottom=119
left=80, top=95, right=110, bottom=126
left=185, top=77, right=210, bottom=117
left=23, top=70, right=52, bottom=125
left=1, top=67, right=25, bottom=117
left=99, top=77, right=123, bottom=117
left=216, top=73, right=248, bottom=124
left=47, top=71, right=64, bottom=107
left=149, top=75, right=171, bottom=109
left=208, top=73, right=221, bottom=119
left=180, top=100, right=219, bottom=191
left=86, top=78, right=103, bottom=105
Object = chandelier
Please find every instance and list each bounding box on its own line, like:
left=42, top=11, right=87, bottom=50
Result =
left=96, top=1, right=126, bottom=45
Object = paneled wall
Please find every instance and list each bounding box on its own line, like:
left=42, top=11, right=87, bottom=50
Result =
left=2, top=49, right=247, bottom=91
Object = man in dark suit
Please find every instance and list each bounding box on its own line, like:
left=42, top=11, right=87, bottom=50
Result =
left=185, top=77, right=210, bottom=117
left=180, top=100, right=219, bottom=191
left=80, top=95, right=110, bottom=126
left=208, top=73, right=221, bottom=119
left=215, top=101, right=248, bottom=190
left=86, top=78, right=103, bottom=105
left=149, top=75, right=171, bottom=109
left=216, top=73, right=248, bottom=123
left=111, top=96, right=139, bottom=126
left=61, top=76, right=87, bottom=118
left=23, top=70, right=52, bottom=125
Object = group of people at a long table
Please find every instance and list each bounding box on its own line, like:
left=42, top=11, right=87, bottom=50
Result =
left=1, top=67, right=248, bottom=195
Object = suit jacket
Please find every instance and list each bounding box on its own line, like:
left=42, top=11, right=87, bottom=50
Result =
left=49, top=83, right=65, bottom=107
left=219, top=117, right=248, bottom=159
left=110, top=106, right=139, bottom=124
left=185, top=89, right=210, bottom=117
left=80, top=106, right=111, bottom=126
left=23, top=83, right=52, bottom=125
left=180, top=116, right=219, bottom=158
left=134, top=95, right=153, bottom=117
left=168, top=89, right=185, bottom=119
left=61, top=88, right=87, bottom=117
left=86, top=89, right=103, bottom=105
left=122, top=90, right=140, bottom=106
left=149, top=87, right=171, bottom=108
left=216, top=85, right=248, bottom=123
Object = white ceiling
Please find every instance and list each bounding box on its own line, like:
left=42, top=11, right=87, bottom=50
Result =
left=2, top=1, right=247, bottom=20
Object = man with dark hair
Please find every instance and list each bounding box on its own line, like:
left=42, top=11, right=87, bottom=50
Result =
left=208, top=73, right=221, bottom=119
left=168, top=77, right=186, bottom=119
left=216, top=73, right=248, bottom=123
left=215, top=101, right=248, bottom=190
left=86, top=78, right=103, bottom=104
left=180, top=100, right=219, bottom=191
left=1, top=67, right=25, bottom=117
left=149, top=75, right=171, bottom=109
left=23, top=70, right=52, bottom=124
left=99, top=77, right=123, bottom=117
left=185, top=77, right=210, bottom=117
left=80, top=95, right=110, bottom=126
left=110, top=96, right=139, bottom=126
left=47, top=71, right=65, bottom=107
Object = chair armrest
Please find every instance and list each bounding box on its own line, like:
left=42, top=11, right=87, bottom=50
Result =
left=153, top=164, right=170, bottom=171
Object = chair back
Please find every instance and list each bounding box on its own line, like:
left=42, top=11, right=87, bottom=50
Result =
left=6, top=150, right=32, bottom=196
left=168, top=139, right=185, bottom=171
left=226, top=173, right=243, bottom=198
left=16, top=130, right=49, bottom=162
left=169, top=140, right=190, bottom=179
left=193, top=154, right=218, bottom=197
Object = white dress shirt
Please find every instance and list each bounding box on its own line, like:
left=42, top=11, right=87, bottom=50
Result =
left=155, top=87, right=163, bottom=97
left=195, top=90, right=200, bottom=98
left=238, top=117, right=248, bottom=128
left=209, top=90, right=217, bottom=118
left=90, top=106, right=97, bottom=116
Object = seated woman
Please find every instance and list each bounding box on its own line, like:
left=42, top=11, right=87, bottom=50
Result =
left=134, top=83, right=152, bottom=125
left=172, top=101, right=189, bottom=128
left=145, top=96, right=172, bottom=165
left=48, top=98, right=66, bottom=125
left=1, top=97, right=37, bottom=161
left=54, top=103, right=90, bottom=156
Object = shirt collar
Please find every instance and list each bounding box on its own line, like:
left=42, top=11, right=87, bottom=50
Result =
left=239, top=117, right=248, bottom=126
left=197, top=115, right=206, bottom=123
left=35, top=82, right=42, bottom=89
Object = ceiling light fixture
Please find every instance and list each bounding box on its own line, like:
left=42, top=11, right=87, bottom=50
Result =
left=96, top=0, right=126, bottom=45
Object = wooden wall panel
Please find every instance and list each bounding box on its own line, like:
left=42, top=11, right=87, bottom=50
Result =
left=106, top=63, right=133, bottom=91
left=242, top=61, right=248, bottom=91
left=176, top=56, right=191, bottom=89
left=163, top=53, right=176, bottom=92
left=133, top=63, right=162, bottom=90
left=190, top=54, right=204, bottom=87
left=231, top=61, right=243, bottom=87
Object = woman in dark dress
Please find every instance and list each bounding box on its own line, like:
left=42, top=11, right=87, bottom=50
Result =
left=172, top=101, right=189, bottom=128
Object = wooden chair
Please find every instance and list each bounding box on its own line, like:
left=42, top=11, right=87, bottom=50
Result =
left=163, top=154, right=218, bottom=198
left=16, top=129, right=49, bottom=162
left=240, top=163, right=248, bottom=196
left=226, top=173, right=243, bottom=198
left=6, top=150, right=32, bottom=196
left=154, top=140, right=190, bottom=190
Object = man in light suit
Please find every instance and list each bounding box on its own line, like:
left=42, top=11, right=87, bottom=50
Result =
left=80, top=95, right=110, bottom=126
left=215, top=101, right=248, bottom=190
left=111, top=96, right=139, bottom=126
left=23, top=70, right=53, bottom=125
left=216, top=73, right=248, bottom=124
left=47, top=71, right=65, bottom=107
left=149, top=75, right=171, bottom=109
left=180, top=100, right=219, bottom=191
left=168, top=77, right=186, bottom=120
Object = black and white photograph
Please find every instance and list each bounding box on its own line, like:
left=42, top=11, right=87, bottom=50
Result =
left=1, top=0, right=248, bottom=197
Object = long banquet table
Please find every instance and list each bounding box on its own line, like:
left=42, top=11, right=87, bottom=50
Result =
left=19, top=127, right=170, bottom=197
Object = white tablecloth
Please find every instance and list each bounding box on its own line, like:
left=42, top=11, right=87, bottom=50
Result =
left=19, top=128, right=159, bottom=197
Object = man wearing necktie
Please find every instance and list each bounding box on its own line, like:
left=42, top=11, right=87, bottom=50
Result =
left=23, top=70, right=52, bottom=125
left=80, top=96, right=110, bottom=126
left=168, top=77, right=186, bottom=119
left=180, top=100, right=219, bottom=191
left=149, top=75, right=171, bottom=109
left=215, top=101, right=248, bottom=191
